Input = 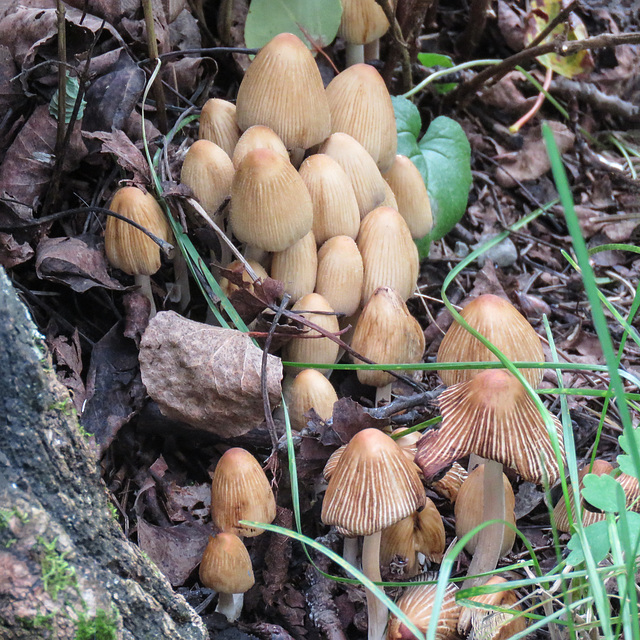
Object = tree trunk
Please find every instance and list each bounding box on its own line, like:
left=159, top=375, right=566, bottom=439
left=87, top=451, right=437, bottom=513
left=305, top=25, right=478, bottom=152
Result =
left=0, top=267, right=208, bottom=640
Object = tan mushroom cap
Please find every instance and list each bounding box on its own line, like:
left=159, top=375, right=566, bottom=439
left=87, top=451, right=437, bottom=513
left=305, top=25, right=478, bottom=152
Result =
left=437, top=294, right=545, bottom=387
left=199, top=98, right=240, bottom=159
left=386, top=582, right=460, bottom=640
left=284, top=369, right=338, bottom=431
left=236, top=32, right=331, bottom=149
left=232, top=125, right=289, bottom=169
left=283, top=293, right=340, bottom=372
left=415, top=369, right=565, bottom=485
left=199, top=533, right=255, bottom=594
left=319, top=133, right=389, bottom=218
left=315, top=235, right=364, bottom=317
left=357, top=207, right=419, bottom=305
left=105, top=186, right=172, bottom=276
left=326, top=64, right=397, bottom=172
left=271, top=230, right=317, bottom=304
left=219, top=259, right=269, bottom=298
left=230, top=148, right=313, bottom=252
left=458, top=576, right=527, bottom=640
left=210, top=448, right=276, bottom=537
left=351, top=286, right=425, bottom=388
left=380, top=498, right=445, bottom=575
left=180, top=139, right=234, bottom=215
left=431, top=462, right=468, bottom=504
left=383, top=155, right=433, bottom=239
left=455, top=465, right=516, bottom=556
left=298, top=154, right=360, bottom=244
left=338, top=0, right=389, bottom=45
left=618, top=472, right=640, bottom=512
left=322, top=428, right=426, bottom=536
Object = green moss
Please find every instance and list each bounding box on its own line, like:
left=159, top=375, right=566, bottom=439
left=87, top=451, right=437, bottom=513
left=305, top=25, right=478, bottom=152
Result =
left=38, top=537, right=77, bottom=600
left=75, top=608, right=119, bottom=640
left=16, top=611, right=55, bottom=632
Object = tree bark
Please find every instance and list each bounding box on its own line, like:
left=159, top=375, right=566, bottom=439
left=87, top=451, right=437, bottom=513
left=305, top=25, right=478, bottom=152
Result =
left=0, top=267, right=208, bottom=640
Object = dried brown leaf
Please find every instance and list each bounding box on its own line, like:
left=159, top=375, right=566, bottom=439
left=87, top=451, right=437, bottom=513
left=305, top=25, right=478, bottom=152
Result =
left=0, top=232, right=34, bottom=268
left=84, top=130, right=150, bottom=185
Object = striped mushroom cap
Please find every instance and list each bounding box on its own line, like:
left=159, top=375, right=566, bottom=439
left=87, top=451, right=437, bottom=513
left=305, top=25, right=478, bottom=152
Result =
left=415, top=369, right=564, bottom=485
left=431, top=462, right=468, bottom=503
left=437, top=294, right=544, bottom=387
left=386, top=582, right=460, bottom=640
left=321, top=428, right=425, bottom=536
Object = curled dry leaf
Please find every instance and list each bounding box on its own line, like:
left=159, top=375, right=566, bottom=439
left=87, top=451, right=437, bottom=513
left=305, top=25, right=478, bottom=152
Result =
left=139, top=311, right=282, bottom=437
left=0, top=232, right=34, bottom=268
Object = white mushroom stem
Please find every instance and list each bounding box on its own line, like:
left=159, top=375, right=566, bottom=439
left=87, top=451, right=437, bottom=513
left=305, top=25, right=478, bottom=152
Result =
left=375, top=382, right=392, bottom=407
left=346, top=43, right=365, bottom=67
left=362, top=530, right=387, bottom=640
left=134, top=274, right=156, bottom=317
left=215, top=591, right=244, bottom=622
left=463, top=458, right=506, bottom=589
left=344, top=536, right=359, bottom=568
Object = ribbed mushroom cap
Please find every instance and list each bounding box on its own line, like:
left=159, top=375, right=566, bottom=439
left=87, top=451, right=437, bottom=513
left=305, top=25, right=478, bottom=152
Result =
left=180, top=139, right=234, bottom=215
left=105, top=186, right=172, bottom=276
left=357, top=208, right=419, bottom=305
left=298, top=154, right=360, bottom=244
left=271, top=230, right=317, bottom=304
left=383, top=155, right=433, bottom=239
left=284, top=369, right=338, bottom=431
left=210, top=448, right=276, bottom=537
left=437, top=294, right=545, bottom=387
left=219, top=259, right=269, bottom=298
left=386, top=582, right=460, bottom=640
left=199, top=533, right=255, bottom=594
left=415, top=369, right=565, bottom=485
left=199, top=98, right=240, bottom=159
left=351, top=286, right=425, bottom=387
left=326, top=64, right=397, bottom=172
left=458, top=576, right=527, bottom=640
left=380, top=498, right=445, bottom=575
left=315, top=235, right=363, bottom=317
left=236, top=32, right=331, bottom=149
left=338, top=0, right=389, bottom=45
left=391, top=428, right=422, bottom=467
left=322, top=428, right=426, bottom=536
left=232, top=125, right=289, bottom=169
left=283, top=293, right=340, bottom=372
left=230, top=148, right=313, bottom=252
left=618, top=472, right=640, bottom=512
left=431, top=462, right=468, bottom=504
left=319, top=133, right=388, bottom=218
left=455, top=465, right=516, bottom=556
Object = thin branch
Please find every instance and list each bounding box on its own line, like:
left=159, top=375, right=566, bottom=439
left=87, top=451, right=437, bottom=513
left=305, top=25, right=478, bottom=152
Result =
left=374, top=0, right=412, bottom=93
left=526, top=0, right=579, bottom=49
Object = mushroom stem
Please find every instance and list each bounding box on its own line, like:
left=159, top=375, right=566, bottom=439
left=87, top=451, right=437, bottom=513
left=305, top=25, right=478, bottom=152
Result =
left=215, top=591, right=244, bottom=622
left=344, top=536, right=359, bottom=568
left=463, top=458, right=506, bottom=589
left=346, top=43, right=365, bottom=67
left=172, top=250, right=190, bottom=312
left=375, top=383, right=392, bottom=407
left=134, top=274, right=156, bottom=317
left=362, top=530, right=387, bottom=640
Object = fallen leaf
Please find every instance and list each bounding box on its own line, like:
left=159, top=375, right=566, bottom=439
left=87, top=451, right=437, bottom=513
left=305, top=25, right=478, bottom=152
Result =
left=0, top=45, right=24, bottom=112
left=84, top=130, right=150, bottom=185
left=139, top=311, right=282, bottom=437
left=0, top=232, right=34, bottom=268
left=35, top=235, right=126, bottom=292
left=47, top=326, right=86, bottom=412
left=165, top=483, right=211, bottom=523
left=122, top=290, right=151, bottom=346
left=330, top=398, right=389, bottom=444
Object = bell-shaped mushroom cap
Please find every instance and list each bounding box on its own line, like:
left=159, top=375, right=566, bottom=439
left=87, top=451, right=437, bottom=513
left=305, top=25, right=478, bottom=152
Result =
left=219, top=259, right=269, bottom=298
left=357, top=207, right=419, bottom=305
left=351, top=286, right=425, bottom=388
left=199, top=98, right=240, bottom=159
left=386, top=582, right=460, bottom=640
left=437, top=294, right=545, bottom=387
left=236, top=32, right=331, bottom=149
left=232, top=125, right=289, bottom=169
left=180, top=139, right=234, bottom=215
left=415, top=370, right=565, bottom=485
left=380, top=498, right=445, bottom=575
left=105, top=186, right=172, bottom=276
left=283, top=293, right=340, bottom=372
left=338, top=0, right=389, bottom=45
left=618, top=472, right=640, bottom=512
left=431, top=462, right=468, bottom=504
left=284, top=369, right=338, bottom=431
left=298, top=154, right=360, bottom=244
left=383, top=155, right=433, bottom=239
left=271, top=230, right=317, bottom=304
left=321, top=428, right=426, bottom=536
left=455, top=465, right=516, bottom=556
left=199, top=533, right=255, bottom=593
left=319, top=133, right=388, bottom=218
left=323, top=444, right=344, bottom=481
left=315, top=235, right=363, bottom=317
left=230, top=148, right=313, bottom=252
left=326, top=64, right=397, bottom=172
left=210, top=448, right=276, bottom=537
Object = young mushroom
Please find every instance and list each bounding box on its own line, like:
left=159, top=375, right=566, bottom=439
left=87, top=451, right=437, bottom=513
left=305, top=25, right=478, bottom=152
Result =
left=198, top=98, right=241, bottom=158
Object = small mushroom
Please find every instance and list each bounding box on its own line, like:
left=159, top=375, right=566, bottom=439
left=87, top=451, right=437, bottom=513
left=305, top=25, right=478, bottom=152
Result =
left=198, top=98, right=240, bottom=158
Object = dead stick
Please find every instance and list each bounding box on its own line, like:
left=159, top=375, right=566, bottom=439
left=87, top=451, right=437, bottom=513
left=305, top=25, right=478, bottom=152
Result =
left=55, top=0, right=66, bottom=151
left=374, top=0, right=412, bottom=93
left=142, top=0, right=168, bottom=133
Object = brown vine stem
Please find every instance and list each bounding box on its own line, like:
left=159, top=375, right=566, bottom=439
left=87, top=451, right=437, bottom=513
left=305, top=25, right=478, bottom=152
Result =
left=142, top=0, right=168, bottom=133
left=451, top=31, right=640, bottom=106
left=374, top=0, right=412, bottom=93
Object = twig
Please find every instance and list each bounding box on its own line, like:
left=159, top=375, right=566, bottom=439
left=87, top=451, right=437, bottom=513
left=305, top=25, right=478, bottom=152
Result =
left=142, top=0, right=168, bottom=134
left=452, top=31, right=640, bottom=105
left=456, top=0, right=492, bottom=58
left=526, top=0, right=579, bottom=49
left=374, top=0, right=412, bottom=93
left=55, top=0, right=66, bottom=152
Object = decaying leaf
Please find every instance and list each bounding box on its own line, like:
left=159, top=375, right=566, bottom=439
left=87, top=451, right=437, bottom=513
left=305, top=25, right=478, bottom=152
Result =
left=0, top=232, right=34, bottom=268
left=139, top=311, right=282, bottom=437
